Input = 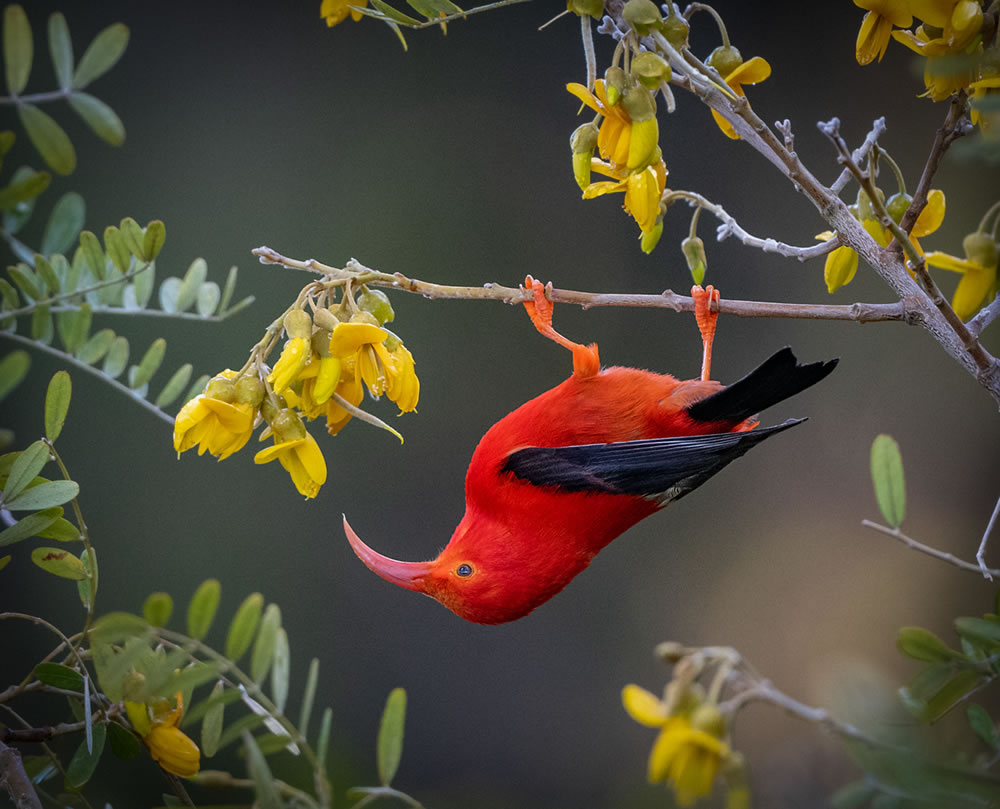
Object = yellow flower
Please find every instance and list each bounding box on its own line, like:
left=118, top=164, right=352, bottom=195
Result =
left=817, top=232, right=860, bottom=293
left=854, top=0, right=912, bottom=64
left=710, top=57, right=772, bottom=140
left=254, top=409, right=328, bottom=498
left=329, top=320, right=420, bottom=411
left=173, top=371, right=256, bottom=461
left=382, top=337, right=420, bottom=413
left=567, top=80, right=636, bottom=172
left=583, top=158, right=668, bottom=234
left=268, top=336, right=311, bottom=395
left=891, top=0, right=983, bottom=57
left=321, top=0, right=368, bottom=26
left=970, top=76, right=1000, bottom=134
left=623, top=684, right=729, bottom=807
left=925, top=233, right=999, bottom=320
left=325, top=355, right=365, bottom=436
left=287, top=356, right=344, bottom=420
left=125, top=692, right=200, bottom=778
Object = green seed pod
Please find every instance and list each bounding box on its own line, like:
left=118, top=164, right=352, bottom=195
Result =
left=313, top=307, right=339, bottom=331
left=205, top=376, right=236, bottom=403
left=358, top=288, right=395, bottom=325
left=604, top=66, right=628, bottom=106
left=963, top=231, right=998, bottom=267
left=640, top=222, right=663, bottom=254
left=622, top=0, right=661, bottom=34
left=622, top=85, right=656, bottom=122
left=283, top=308, right=313, bottom=340
left=681, top=236, right=707, bottom=284
left=631, top=51, right=672, bottom=90
left=567, top=0, right=603, bottom=18
left=235, top=375, right=265, bottom=406
left=886, top=192, right=913, bottom=224
left=260, top=396, right=285, bottom=425
left=383, top=330, right=402, bottom=352
left=311, top=327, right=333, bottom=357
left=570, top=122, right=599, bottom=154
left=272, top=409, right=306, bottom=441
left=660, top=10, right=689, bottom=46
left=708, top=45, right=743, bottom=78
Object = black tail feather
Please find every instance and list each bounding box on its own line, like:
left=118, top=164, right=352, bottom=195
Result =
left=686, top=347, right=837, bottom=426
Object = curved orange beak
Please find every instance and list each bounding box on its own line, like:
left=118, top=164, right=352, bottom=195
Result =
left=342, top=515, right=431, bottom=592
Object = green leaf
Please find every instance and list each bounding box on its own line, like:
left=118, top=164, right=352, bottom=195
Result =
left=250, top=604, right=281, bottom=683
left=923, top=669, right=988, bottom=723
left=142, top=219, right=165, bottom=261
left=0, top=350, right=30, bottom=401
left=218, top=265, right=238, bottom=314
left=4, top=440, right=51, bottom=502
left=153, top=661, right=222, bottom=700
left=18, top=105, right=75, bottom=175
left=34, top=254, right=59, bottom=292
left=176, top=258, right=207, bottom=312
left=102, top=335, right=129, bottom=378
left=77, top=545, right=97, bottom=608
left=367, top=0, right=424, bottom=26
left=0, top=506, right=61, bottom=547
left=181, top=685, right=241, bottom=727
left=216, top=713, right=265, bottom=752
left=142, top=591, right=173, bottom=627
left=271, top=628, right=290, bottom=714
left=159, top=276, right=181, bottom=313
left=131, top=259, right=155, bottom=308
left=130, top=337, right=166, bottom=389
left=967, top=704, right=999, bottom=749
left=47, top=12, right=72, bottom=89
left=5, top=479, right=79, bottom=511
left=871, top=434, right=905, bottom=528
left=107, top=721, right=141, bottom=760
left=299, top=658, right=319, bottom=739
left=201, top=680, right=225, bottom=758
left=67, top=92, right=125, bottom=146
left=103, top=225, right=130, bottom=273
left=64, top=721, right=105, bottom=789
left=154, top=363, right=192, bottom=409
left=243, top=731, right=282, bottom=809
left=0, top=169, right=50, bottom=210
left=316, top=706, right=332, bottom=771
left=72, top=23, right=128, bottom=89
left=56, top=301, right=92, bottom=355
left=406, top=0, right=463, bottom=18
left=197, top=281, right=221, bottom=317
left=187, top=578, right=221, bottom=641
left=4, top=5, right=32, bottom=95
left=31, top=546, right=85, bottom=579
left=955, top=616, right=1000, bottom=649
left=90, top=611, right=149, bottom=645
left=0, top=555, right=9, bottom=572
left=377, top=687, right=406, bottom=786
left=78, top=230, right=105, bottom=280
left=35, top=515, right=78, bottom=541
left=77, top=328, right=116, bottom=365
left=45, top=370, right=71, bottom=441
left=30, top=304, right=52, bottom=344
left=226, top=592, right=263, bottom=662
left=34, top=661, right=85, bottom=691
left=8, top=262, right=43, bottom=299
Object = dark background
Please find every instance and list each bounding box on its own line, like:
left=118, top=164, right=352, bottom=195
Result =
left=2, top=2, right=999, bottom=807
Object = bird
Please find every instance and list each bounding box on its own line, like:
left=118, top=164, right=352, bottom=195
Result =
left=344, top=276, right=837, bottom=624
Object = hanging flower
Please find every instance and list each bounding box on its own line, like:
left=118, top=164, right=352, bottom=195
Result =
left=254, top=409, right=328, bottom=499
left=583, top=158, right=668, bottom=236
left=125, top=692, right=200, bottom=778
left=320, top=0, right=368, bottom=27
left=173, top=371, right=259, bottom=461
left=567, top=80, right=638, bottom=172
left=970, top=76, right=1000, bottom=135
left=925, top=231, right=999, bottom=319
left=710, top=57, right=772, bottom=140
left=854, top=0, right=913, bottom=64
left=816, top=232, right=860, bottom=293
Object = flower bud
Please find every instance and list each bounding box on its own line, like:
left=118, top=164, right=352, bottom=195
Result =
left=260, top=396, right=285, bottom=425
left=121, top=671, right=147, bottom=703
left=655, top=641, right=686, bottom=662
left=622, top=0, right=661, bottom=34
left=886, top=192, right=912, bottom=224
left=604, top=66, right=628, bottom=106
left=358, top=288, right=395, bottom=325
left=311, top=327, right=333, bottom=357
left=660, top=10, right=689, bottom=46
left=689, top=703, right=727, bottom=738
left=313, top=307, right=339, bottom=331
left=570, top=122, right=599, bottom=154
left=205, top=376, right=236, bottom=403
left=641, top=222, right=663, bottom=254
left=283, top=308, right=312, bottom=340
left=350, top=311, right=381, bottom=326
left=622, top=85, right=656, bottom=122
left=235, top=375, right=265, bottom=406
left=681, top=236, right=707, bottom=284
left=963, top=231, right=998, bottom=268
left=272, top=409, right=306, bottom=441
left=567, top=0, right=603, bottom=18
left=631, top=51, right=671, bottom=90
left=708, top=45, right=742, bottom=78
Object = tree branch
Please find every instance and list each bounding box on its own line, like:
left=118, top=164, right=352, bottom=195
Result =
left=0, top=741, right=42, bottom=809
left=862, top=519, right=1000, bottom=578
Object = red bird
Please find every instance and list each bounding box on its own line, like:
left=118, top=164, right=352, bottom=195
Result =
left=344, top=277, right=836, bottom=624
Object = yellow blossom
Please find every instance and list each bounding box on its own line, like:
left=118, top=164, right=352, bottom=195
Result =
left=970, top=77, right=1000, bottom=134
left=583, top=158, right=668, bottom=235
left=854, top=0, right=912, bottom=64
left=255, top=409, right=328, bottom=498
left=328, top=320, right=419, bottom=411
left=125, top=692, right=200, bottom=778
left=710, top=57, right=771, bottom=140
left=382, top=337, right=420, bottom=413
left=817, top=232, right=860, bottom=293
left=268, top=336, right=311, bottom=394
left=925, top=234, right=999, bottom=320
left=567, top=80, right=636, bottom=172
left=173, top=371, right=256, bottom=461
left=320, top=0, right=368, bottom=26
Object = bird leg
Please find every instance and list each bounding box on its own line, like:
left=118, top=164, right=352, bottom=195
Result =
left=522, top=275, right=600, bottom=378
left=691, top=284, right=720, bottom=382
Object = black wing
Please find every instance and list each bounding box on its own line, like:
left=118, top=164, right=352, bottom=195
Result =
left=686, top=347, right=837, bottom=426
left=501, top=419, right=804, bottom=505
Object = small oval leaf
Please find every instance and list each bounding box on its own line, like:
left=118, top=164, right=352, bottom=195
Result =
left=4, top=439, right=51, bottom=501
left=72, top=23, right=128, bottom=89
left=5, top=479, right=79, bottom=511
left=31, top=546, right=86, bottom=579
left=376, top=687, right=407, bottom=786
left=103, top=225, right=130, bottom=273
left=250, top=603, right=281, bottom=683
left=142, top=591, right=173, bottom=627
left=154, top=363, right=192, bottom=409
left=201, top=680, right=225, bottom=758
left=130, top=337, right=165, bottom=389
left=76, top=545, right=97, bottom=608
left=0, top=350, right=30, bottom=401
left=897, top=626, right=960, bottom=663
left=18, top=104, right=75, bottom=175
left=159, top=276, right=181, bottom=313
left=0, top=506, right=62, bottom=547
left=35, top=514, right=78, bottom=542
left=225, top=592, right=263, bottom=662
left=871, top=434, right=905, bottom=528
left=271, top=628, right=290, bottom=714
left=42, top=192, right=84, bottom=256
left=186, top=578, right=221, bottom=641
left=44, top=370, right=71, bottom=441
left=0, top=168, right=50, bottom=210
left=142, top=219, right=165, bottom=261
left=4, top=5, right=32, bottom=95
left=176, top=258, right=207, bottom=312
left=34, top=661, right=85, bottom=691
left=107, top=721, right=141, bottom=760
left=196, top=281, right=221, bottom=317
left=77, top=328, right=116, bottom=366
left=67, top=92, right=125, bottom=146
left=101, top=335, right=129, bottom=378
left=47, top=12, right=72, bottom=89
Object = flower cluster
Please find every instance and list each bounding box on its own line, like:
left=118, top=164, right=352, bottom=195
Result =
left=125, top=692, right=201, bottom=778
left=320, top=0, right=369, bottom=27
left=173, top=284, right=419, bottom=498
left=853, top=0, right=996, bottom=121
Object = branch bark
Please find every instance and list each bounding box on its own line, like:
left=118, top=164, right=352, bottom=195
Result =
left=0, top=741, right=42, bottom=809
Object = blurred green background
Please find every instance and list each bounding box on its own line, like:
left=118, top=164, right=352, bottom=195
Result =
left=2, top=1, right=999, bottom=806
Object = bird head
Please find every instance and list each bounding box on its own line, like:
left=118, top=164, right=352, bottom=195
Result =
left=343, top=516, right=571, bottom=624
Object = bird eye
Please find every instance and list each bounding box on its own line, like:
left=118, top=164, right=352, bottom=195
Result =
left=456, top=564, right=474, bottom=577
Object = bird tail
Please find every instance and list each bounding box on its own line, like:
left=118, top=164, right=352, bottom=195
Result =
left=685, top=347, right=837, bottom=426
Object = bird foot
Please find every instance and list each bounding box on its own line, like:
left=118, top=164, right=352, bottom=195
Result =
left=692, top=284, right=720, bottom=382
left=522, top=275, right=600, bottom=378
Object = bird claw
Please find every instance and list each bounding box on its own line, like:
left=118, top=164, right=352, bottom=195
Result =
left=692, top=285, right=720, bottom=382
left=521, top=275, right=600, bottom=378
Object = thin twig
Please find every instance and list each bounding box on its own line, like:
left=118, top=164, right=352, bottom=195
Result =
left=968, top=293, right=1000, bottom=338
left=831, top=118, right=887, bottom=195
left=976, top=495, right=1000, bottom=581
left=862, top=519, right=1000, bottom=577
